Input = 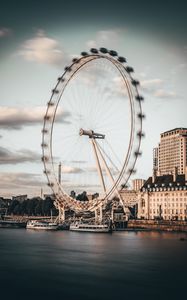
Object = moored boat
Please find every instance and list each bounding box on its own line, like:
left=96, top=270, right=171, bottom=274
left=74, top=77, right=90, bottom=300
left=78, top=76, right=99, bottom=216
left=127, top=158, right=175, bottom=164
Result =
left=69, top=222, right=111, bottom=233
left=0, top=219, right=27, bottom=229
left=26, top=220, right=58, bottom=230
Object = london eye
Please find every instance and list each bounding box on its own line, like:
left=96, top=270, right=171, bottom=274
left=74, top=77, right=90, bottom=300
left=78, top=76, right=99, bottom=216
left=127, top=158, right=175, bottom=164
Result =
left=41, top=48, right=144, bottom=219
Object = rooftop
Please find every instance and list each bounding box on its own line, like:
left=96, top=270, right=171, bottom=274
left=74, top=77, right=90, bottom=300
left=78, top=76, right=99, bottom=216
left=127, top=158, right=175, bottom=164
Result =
left=161, top=128, right=187, bottom=136
left=141, top=174, right=187, bottom=191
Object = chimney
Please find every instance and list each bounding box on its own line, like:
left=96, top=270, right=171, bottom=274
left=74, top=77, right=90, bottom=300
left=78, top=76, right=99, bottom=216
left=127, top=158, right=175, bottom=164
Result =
left=173, top=166, right=178, bottom=182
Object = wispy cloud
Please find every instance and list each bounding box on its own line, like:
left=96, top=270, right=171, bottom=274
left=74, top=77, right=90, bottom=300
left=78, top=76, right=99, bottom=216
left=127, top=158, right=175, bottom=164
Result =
left=62, top=166, right=84, bottom=174
left=140, top=78, right=177, bottom=99
left=0, top=172, right=46, bottom=197
left=141, top=79, right=164, bottom=92
left=70, top=160, right=87, bottom=164
left=0, top=146, right=41, bottom=165
left=0, top=27, right=12, bottom=38
left=154, top=89, right=177, bottom=98
left=86, top=29, right=121, bottom=49
left=18, top=30, right=68, bottom=66
left=0, top=106, right=71, bottom=130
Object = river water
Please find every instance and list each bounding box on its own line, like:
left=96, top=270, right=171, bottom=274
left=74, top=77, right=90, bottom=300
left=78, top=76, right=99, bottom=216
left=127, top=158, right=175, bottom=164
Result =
left=0, top=229, right=186, bottom=300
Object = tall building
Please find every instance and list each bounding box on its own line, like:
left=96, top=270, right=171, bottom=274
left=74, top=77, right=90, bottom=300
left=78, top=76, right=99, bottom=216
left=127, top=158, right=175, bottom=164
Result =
left=153, top=147, right=159, bottom=172
left=156, top=128, right=187, bottom=176
left=132, top=179, right=145, bottom=192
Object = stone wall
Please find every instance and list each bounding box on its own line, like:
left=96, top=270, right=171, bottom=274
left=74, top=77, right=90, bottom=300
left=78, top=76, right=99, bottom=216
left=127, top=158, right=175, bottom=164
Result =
left=128, top=220, right=187, bottom=232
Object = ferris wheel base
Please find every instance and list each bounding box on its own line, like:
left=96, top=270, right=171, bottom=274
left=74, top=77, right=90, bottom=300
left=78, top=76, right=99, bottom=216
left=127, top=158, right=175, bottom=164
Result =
left=56, top=202, right=131, bottom=224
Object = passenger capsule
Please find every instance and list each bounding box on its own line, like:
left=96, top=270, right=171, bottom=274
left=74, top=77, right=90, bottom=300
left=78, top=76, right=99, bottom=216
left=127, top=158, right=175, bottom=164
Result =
left=137, top=113, right=145, bottom=119
left=41, top=143, right=48, bottom=148
left=64, top=66, right=71, bottom=72
left=41, top=156, right=49, bottom=162
left=131, top=80, right=140, bottom=86
left=135, top=95, right=144, bottom=101
left=99, top=47, right=108, bottom=54
left=44, top=115, right=51, bottom=121
left=57, top=77, right=65, bottom=82
left=42, top=129, right=48, bottom=134
left=90, top=48, right=98, bottom=54
left=47, top=101, right=54, bottom=106
left=52, top=89, right=59, bottom=94
left=81, top=51, right=88, bottom=56
left=128, top=168, right=136, bottom=174
left=118, top=56, right=126, bottom=63
left=134, top=151, right=142, bottom=157
left=43, top=170, right=50, bottom=174
left=72, top=58, right=78, bottom=63
left=137, top=131, right=145, bottom=138
left=109, top=50, right=118, bottom=56
left=125, top=66, right=134, bottom=73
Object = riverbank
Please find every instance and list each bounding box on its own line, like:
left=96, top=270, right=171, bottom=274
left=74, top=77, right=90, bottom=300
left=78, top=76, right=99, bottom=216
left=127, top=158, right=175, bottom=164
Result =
left=128, top=220, right=187, bottom=232
left=2, top=216, right=187, bottom=232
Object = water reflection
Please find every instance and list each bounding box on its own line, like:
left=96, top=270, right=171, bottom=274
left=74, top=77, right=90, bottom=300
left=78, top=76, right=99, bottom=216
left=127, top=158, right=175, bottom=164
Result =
left=0, top=230, right=186, bottom=300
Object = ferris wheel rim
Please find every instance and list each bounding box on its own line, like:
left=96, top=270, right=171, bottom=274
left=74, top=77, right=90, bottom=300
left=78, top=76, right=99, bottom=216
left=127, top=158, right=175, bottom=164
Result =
left=42, top=48, right=144, bottom=212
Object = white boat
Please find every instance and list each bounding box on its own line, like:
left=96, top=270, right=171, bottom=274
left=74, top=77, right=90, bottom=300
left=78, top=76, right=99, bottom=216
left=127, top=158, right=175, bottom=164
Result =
left=26, top=220, right=58, bottom=230
left=69, top=222, right=111, bottom=233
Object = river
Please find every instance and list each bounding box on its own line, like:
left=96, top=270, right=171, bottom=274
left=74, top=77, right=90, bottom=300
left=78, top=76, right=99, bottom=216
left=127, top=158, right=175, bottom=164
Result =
left=0, top=230, right=186, bottom=300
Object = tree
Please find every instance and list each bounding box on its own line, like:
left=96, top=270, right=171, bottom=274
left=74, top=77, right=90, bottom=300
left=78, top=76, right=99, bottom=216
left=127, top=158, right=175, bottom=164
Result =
left=76, top=191, right=88, bottom=201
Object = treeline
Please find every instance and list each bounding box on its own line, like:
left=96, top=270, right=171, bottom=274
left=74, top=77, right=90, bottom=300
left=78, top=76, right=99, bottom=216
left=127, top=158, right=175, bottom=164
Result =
left=6, top=197, right=58, bottom=216
left=70, top=191, right=99, bottom=201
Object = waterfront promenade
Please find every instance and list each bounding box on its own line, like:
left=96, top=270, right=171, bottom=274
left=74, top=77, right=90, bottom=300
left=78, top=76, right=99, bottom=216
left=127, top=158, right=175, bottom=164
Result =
left=128, top=220, right=187, bottom=232
left=2, top=215, right=187, bottom=232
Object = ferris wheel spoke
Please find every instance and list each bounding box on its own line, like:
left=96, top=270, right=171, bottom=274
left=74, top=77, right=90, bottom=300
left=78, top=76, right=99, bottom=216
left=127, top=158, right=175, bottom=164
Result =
left=96, top=141, right=120, bottom=174
left=42, top=49, right=144, bottom=214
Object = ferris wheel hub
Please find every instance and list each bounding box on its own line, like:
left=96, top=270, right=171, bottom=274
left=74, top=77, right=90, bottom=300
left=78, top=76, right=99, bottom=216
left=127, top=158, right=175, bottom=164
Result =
left=79, top=128, right=105, bottom=139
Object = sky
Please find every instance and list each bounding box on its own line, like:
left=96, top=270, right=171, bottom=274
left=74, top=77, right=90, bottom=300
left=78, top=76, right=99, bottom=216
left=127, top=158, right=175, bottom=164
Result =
left=0, top=0, right=187, bottom=198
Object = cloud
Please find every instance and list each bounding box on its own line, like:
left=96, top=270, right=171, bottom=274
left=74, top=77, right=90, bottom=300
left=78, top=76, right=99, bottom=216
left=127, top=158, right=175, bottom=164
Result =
left=154, top=89, right=177, bottom=98
left=70, top=160, right=87, bottom=164
left=141, top=79, right=164, bottom=92
left=0, top=172, right=46, bottom=197
left=111, top=76, right=128, bottom=97
left=0, top=27, right=12, bottom=38
left=0, top=106, right=71, bottom=130
left=0, top=146, right=41, bottom=165
left=62, top=166, right=84, bottom=174
left=86, top=166, right=119, bottom=176
left=18, top=30, right=68, bottom=66
left=86, top=29, right=121, bottom=49
left=63, top=182, right=101, bottom=194
left=140, top=78, right=177, bottom=99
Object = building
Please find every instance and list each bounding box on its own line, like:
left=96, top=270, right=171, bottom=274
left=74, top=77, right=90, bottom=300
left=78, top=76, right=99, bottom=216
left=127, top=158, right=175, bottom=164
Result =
left=153, top=147, right=159, bottom=172
left=120, top=189, right=138, bottom=207
left=132, top=179, right=145, bottom=192
left=137, top=172, right=187, bottom=220
left=156, top=128, right=187, bottom=176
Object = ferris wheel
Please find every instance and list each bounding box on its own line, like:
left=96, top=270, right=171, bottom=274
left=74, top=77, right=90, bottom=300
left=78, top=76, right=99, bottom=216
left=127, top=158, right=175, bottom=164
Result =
left=41, top=48, right=144, bottom=216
